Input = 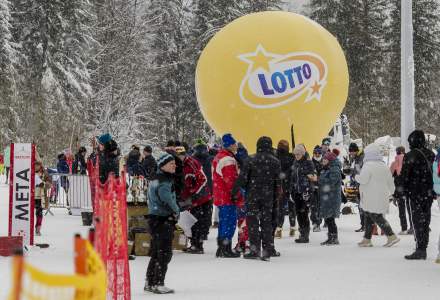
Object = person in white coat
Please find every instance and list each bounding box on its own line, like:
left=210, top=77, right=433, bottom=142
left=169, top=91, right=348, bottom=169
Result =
left=356, top=144, right=400, bottom=247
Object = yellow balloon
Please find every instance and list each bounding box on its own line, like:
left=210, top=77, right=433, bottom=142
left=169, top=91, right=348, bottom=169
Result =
left=196, top=11, right=349, bottom=153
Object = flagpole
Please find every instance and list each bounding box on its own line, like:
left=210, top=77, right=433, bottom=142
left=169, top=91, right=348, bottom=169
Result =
left=401, top=0, right=415, bottom=149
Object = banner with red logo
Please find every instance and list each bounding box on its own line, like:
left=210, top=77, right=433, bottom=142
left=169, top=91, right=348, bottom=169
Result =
left=8, top=143, right=35, bottom=246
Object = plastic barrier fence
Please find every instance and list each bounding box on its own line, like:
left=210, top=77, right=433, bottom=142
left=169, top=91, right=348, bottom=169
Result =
left=8, top=235, right=106, bottom=300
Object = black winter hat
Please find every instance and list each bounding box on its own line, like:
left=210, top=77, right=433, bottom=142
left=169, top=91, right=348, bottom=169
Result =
left=348, top=143, right=359, bottom=153
left=408, top=130, right=426, bottom=149
left=144, top=145, right=153, bottom=153
left=257, top=136, right=273, bottom=153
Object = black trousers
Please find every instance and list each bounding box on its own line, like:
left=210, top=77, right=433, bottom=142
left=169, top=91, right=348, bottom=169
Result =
left=5, top=167, right=10, bottom=183
left=246, top=199, right=274, bottom=255
left=325, top=217, right=337, bottom=235
left=363, top=212, right=394, bottom=240
left=293, top=193, right=310, bottom=235
left=408, top=198, right=432, bottom=251
left=310, top=190, right=322, bottom=226
left=396, top=194, right=412, bottom=231
left=190, top=201, right=213, bottom=247
left=146, top=216, right=174, bottom=286
left=277, top=193, right=296, bottom=228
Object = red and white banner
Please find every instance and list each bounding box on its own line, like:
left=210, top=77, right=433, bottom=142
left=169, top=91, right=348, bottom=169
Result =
left=8, top=143, right=35, bottom=246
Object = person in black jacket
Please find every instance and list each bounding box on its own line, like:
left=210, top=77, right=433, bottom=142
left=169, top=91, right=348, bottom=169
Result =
left=72, top=147, right=87, bottom=175
left=142, top=146, right=157, bottom=180
left=311, top=145, right=323, bottom=232
left=97, top=134, right=120, bottom=184
left=401, top=130, right=435, bottom=260
left=232, top=136, right=282, bottom=261
left=291, top=144, right=317, bottom=243
left=275, top=140, right=296, bottom=238
left=390, top=146, right=413, bottom=234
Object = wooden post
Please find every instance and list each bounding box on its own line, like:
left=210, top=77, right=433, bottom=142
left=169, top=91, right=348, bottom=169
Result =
left=74, top=234, right=87, bottom=275
left=10, top=249, right=24, bottom=300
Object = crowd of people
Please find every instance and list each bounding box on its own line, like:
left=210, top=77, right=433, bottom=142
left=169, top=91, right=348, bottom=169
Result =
left=1, top=129, right=439, bottom=295
left=140, top=130, right=440, bottom=294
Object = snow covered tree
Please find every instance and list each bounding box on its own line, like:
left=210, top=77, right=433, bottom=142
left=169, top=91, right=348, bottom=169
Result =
left=9, top=0, right=96, bottom=162
left=308, top=0, right=341, bottom=36
left=0, top=0, right=17, bottom=147
left=309, top=0, right=390, bottom=142
left=245, top=0, right=283, bottom=12
left=389, top=0, right=440, bottom=138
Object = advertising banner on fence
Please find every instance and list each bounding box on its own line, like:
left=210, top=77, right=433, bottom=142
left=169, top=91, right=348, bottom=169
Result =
left=8, top=143, right=35, bottom=245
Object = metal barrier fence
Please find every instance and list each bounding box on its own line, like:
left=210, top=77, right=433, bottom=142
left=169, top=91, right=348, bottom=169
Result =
left=47, top=174, right=92, bottom=215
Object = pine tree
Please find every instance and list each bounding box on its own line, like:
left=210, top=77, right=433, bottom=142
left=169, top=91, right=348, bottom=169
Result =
left=0, top=0, right=17, bottom=146
left=308, top=0, right=341, bottom=37
left=309, top=0, right=390, bottom=142
left=245, top=0, right=283, bottom=12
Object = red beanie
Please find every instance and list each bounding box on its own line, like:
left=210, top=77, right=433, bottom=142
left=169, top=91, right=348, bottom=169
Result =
left=324, top=152, right=337, bottom=161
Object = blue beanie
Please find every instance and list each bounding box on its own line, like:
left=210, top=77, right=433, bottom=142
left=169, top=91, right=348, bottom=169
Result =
left=157, top=152, right=175, bottom=169
left=222, top=133, right=237, bottom=149
left=98, top=133, right=112, bottom=145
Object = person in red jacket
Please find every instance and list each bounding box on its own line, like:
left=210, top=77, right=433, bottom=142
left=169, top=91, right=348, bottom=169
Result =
left=176, top=146, right=212, bottom=254
left=212, top=134, right=243, bottom=258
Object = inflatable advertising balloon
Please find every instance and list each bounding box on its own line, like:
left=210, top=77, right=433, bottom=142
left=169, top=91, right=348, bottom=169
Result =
left=196, top=11, right=349, bottom=153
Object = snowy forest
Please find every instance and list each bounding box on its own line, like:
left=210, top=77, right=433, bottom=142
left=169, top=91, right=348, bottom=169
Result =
left=0, top=0, right=439, bottom=163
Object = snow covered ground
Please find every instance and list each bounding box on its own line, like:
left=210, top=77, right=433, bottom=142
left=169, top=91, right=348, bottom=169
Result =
left=0, top=177, right=439, bottom=300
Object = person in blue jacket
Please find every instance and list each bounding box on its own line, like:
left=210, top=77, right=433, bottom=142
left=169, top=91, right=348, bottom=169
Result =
left=145, top=153, right=180, bottom=295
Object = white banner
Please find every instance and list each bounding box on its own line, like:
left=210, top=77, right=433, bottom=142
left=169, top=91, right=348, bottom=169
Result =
left=8, top=143, right=35, bottom=245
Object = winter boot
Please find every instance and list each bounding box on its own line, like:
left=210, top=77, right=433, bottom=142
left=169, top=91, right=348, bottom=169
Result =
left=358, top=238, right=373, bottom=247
left=313, top=224, right=321, bottom=232
left=244, top=251, right=260, bottom=260
left=355, top=226, right=365, bottom=233
left=275, top=227, right=282, bottom=239
left=404, top=249, right=427, bottom=260
left=186, top=239, right=204, bottom=254
left=321, top=233, right=339, bottom=246
left=153, top=285, right=175, bottom=294
left=289, top=227, right=296, bottom=237
left=327, top=234, right=340, bottom=246
left=295, top=230, right=309, bottom=243
left=215, top=238, right=224, bottom=258
left=383, top=235, right=400, bottom=247
left=260, top=256, right=270, bottom=262
left=217, top=239, right=240, bottom=258
left=144, top=281, right=155, bottom=293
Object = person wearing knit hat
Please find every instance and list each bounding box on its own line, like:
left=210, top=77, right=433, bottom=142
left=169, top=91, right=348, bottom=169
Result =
left=293, top=144, right=306, bottom=156
left=222, top=133, right=238, bottom=154
left=321, top=137, right=331, bottom=153
left=212, top=133, right=242, bottom=258
left=310, top=145, right=324, bottom=233
left=348, top=142, right=365, bottom=233
left=291, top=143, right=317, bottom=243
left=319, top=149, right=342, bottom=245
left=176, top=145, right=211, bottom=254
left=97, top=133, right=112, bottom=145
left=145, top=152, right=178, bottom=294
left=275, top=139, right=296, bottom=239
